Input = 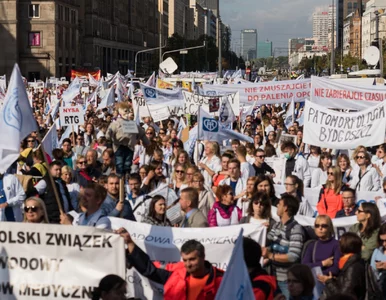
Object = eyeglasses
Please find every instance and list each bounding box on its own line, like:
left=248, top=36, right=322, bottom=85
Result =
left=256, top=155, right=266, bottom=158
left=78, top=161, right=86, bottom=165
left=327, top=172, right=334, bottom=175
left=356, top=156, right=365, bottom=159
left=27, top=140, right=35, bottom=142
left=380, top=239, right=386, bottom=243
left=245, top=124, right=252, bottom=127
left=314, top=224, right=329, bottom=229
left=146, top=132, right=154, bottom=135
left=357, top=209, right=365, bottom=214
left=159, top=132, right=165, bottom=135
left=24, top=206, right=39, bottom=213
left=289, top=129, right=295, bottom=132
left=176, top=170, right=185, bottom=174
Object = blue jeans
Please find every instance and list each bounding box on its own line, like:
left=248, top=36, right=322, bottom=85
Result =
left=115, top=145, right=134, bottom=176
left=277, top=281, right=289, bottom=300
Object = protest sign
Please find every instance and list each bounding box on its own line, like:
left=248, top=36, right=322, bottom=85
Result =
left=202, top=78, right=311, bottom=105
left=183, top=92, right=239, bottom=115
left=121, top=120, right=139, bottom=134
left=311, top=76, right=386, bottom=110
left=0, top=222, right=125, bottom=300
left=150, top=106, right=171, bottom=123
left=59, top=105, right=85, bottom=126
left=132, top=96, right=184, bottom=119
left=209, top=97, right=220, bottom=112
left=109, top=218, right=267, bottom=300
left=303, top=100, right=386, bottom=149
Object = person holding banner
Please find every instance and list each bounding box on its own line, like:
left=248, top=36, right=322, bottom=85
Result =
left=119, top=229, right=224, bottom=300
left=350, top=151, right=381, bottom=192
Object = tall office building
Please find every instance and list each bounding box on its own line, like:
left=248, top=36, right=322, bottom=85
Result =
left=313, top=10, right=330, bottom=47
left=257, top=40, right=272, bottom=58
left=241, top=29, right=257, bottom=60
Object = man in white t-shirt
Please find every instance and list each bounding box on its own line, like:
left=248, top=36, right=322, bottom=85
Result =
left=235, top=145, right=255, bottom=181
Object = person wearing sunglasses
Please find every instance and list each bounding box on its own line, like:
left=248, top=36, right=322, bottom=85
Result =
left=311, top=152, right=332, bottom=189
left=207, top=184, right=242, bottom=227
left=170, top=163, right=188, bottom=197
left=23, top=197, right=49, bottom=223
left=72, top=155, right=92, bottom=188
left=253, top=148, right=275, bottom=177
left=370, top=223, right=386, bottom=295
left=302, top=215, right=340, bottom=295
left=349, top=202, right=381, bottom=262
left=350, top=150, right=381, bottom=192
left=240, top=191, right=275, bottom=230
left=317, top=166, right=345, bottom=219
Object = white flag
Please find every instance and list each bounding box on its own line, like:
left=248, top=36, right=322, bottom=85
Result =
left=133, top=100, right=141, bottom=126
left=284, top=97, right=295, bottom=129
left=0, top=64, right=38, bottom=173
left=62, top=77, right=80, bottom=103
left=241, top=101, right=257, bottom=122
left=41, top=122, right=59, bottom=159
left=198, top=106, right=222, bottom=142
left=88, top=73, right=99, bottom=87
left=219, top=98, right=236, bottom=130
left=231, top=69, right=242, bottom=79
left=116, top=78, right=127, bottom=102
left=215, top=229, right=255, bottom=300
left=59, top=124, right=78, bottom=145
left=140, top=83, right=184, bottom=106
left=145, top=72, right=156, bottom=87
left=97, top=87, right=115, bottom=110
left=177, top=117, right=187, bottom=139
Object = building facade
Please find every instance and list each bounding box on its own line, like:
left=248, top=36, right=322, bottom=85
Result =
left=257, top=40, right=272, bottom=58
left=196, top=0, right=219, bottom=17
left=313, top=10, right=330, bottom=47
left=241, top=29, right=257, bottom=60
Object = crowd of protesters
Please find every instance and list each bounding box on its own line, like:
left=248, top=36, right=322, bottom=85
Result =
left=1, top=81, right=386, bottom=300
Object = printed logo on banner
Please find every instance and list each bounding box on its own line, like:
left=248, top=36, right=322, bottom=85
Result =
left=144, top=88, right=156, bottom=98
left=203, top=118, right=218, bottom=132
left=4, top=87, right=22, bottom=132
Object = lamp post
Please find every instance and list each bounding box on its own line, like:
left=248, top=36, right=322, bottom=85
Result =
left=330, top=0, right=335, bottom=75
left=135, top=44, right=166, bottom=77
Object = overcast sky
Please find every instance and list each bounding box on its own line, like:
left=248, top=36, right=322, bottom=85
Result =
left=221, top=0, right=331, bottom=56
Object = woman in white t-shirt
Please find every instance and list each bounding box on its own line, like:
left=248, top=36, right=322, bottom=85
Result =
left=307, top=145, right=321, bottom=174
left=239, top=191, right=276, bottom=232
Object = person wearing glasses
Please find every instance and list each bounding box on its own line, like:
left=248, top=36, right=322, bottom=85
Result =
left=240, top=191, right=275, bottom=230
left=316, top=166, right=345, bottom=219
left=349, top=202, right=381, bottom=262
left=311, top=152, right=332, bottom=189
left=335, top=188, right=358, bottom=218
left=253, top=148, right=275, bottom=177
left=207, top=184, right=242, bottom=227
left=302, top=215, right=340, bottom=278
left=72, top=155, right=92, bottom=187
left=370, top=223, right=386, bottom=294
left=191, top=172, right=215, bottom=219
left=73, top=133, right=89, bottom=157
left=170, top=163, right=188, bottom=196
left=23, top=197, right=49, bottom=223
left=284, top=175, right=314, bottom=217
left=350, top=150, right=381, bottom=192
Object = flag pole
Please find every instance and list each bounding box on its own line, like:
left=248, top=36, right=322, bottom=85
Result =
left=37, top=131, right=64, bottom=214
left=196, top=105, right=201, bottom=166
left=71, top=125, right=76, bottom=147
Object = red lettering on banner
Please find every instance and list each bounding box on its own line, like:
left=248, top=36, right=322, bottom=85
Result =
left=245, top=87, right=257, bottom=93
left=314, top=88, right=325, bottom=97
left=62, top=108, right=80, bottom=113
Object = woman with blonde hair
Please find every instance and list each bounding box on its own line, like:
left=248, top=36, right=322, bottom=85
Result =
left=61, top=165, right=80, bottom=211
left=317, top=166, right=345, bottom=219
left=302, top=215, right=340, bottom=276
left=23, top=197, right=49, bottom=223
left=170, top=163, right=189, bottom=196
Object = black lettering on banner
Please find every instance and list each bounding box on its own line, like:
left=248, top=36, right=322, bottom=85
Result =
left=319, top=127, right=327, bottom=142
left=0, top=282, right=14, bottom=295
left=71, top=286, right=81, bottom=298
left=46, top=233, right=54, bottom=245
left=62, top=285, right=71, bottom=298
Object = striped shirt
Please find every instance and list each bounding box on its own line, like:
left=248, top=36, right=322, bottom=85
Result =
left=267, top=218, right=304, bottom=281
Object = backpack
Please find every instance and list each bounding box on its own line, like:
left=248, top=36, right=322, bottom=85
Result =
left=365, top=263, right=383, bottom=300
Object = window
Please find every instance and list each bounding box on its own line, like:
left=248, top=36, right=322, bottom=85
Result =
left=58, top=5, right=63, bottom=20
left=65, top=7, right=70, bottom=22
left=28, top=4, right=40, bottom=18
left=28, top=32, right=41, bottom=46
left=71, top=10, right=76, bottom=24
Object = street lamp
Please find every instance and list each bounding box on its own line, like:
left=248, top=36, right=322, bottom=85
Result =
left=135, top=44, right=166, bottom=76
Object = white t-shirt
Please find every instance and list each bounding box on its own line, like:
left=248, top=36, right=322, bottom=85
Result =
left=240, top=161, right=255, bottom=181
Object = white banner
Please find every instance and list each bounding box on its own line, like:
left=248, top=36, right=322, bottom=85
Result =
left=132, top=96, right=184, bottom=119
left=183, top=92, right=239, bottom=115
left=140, top=84, right=184, bottom=106
left=0, top=222, right=125, bottom=300
left=303, top=100, right=386, bottom=149
left=109, top=218, right=267, bottom=300
left=311, top=76, right=386, bottom=110
left=202, top=78, right=311, bottom=105
left=59, top=105, right=85, bottom=126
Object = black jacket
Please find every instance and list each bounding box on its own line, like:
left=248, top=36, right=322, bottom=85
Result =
left=322, top=253, right=366, bottom=300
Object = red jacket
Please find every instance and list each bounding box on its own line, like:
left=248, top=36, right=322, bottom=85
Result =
left=250, top=268, right=277, bottom=300
left=163, top=261, right=224, bottom=300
